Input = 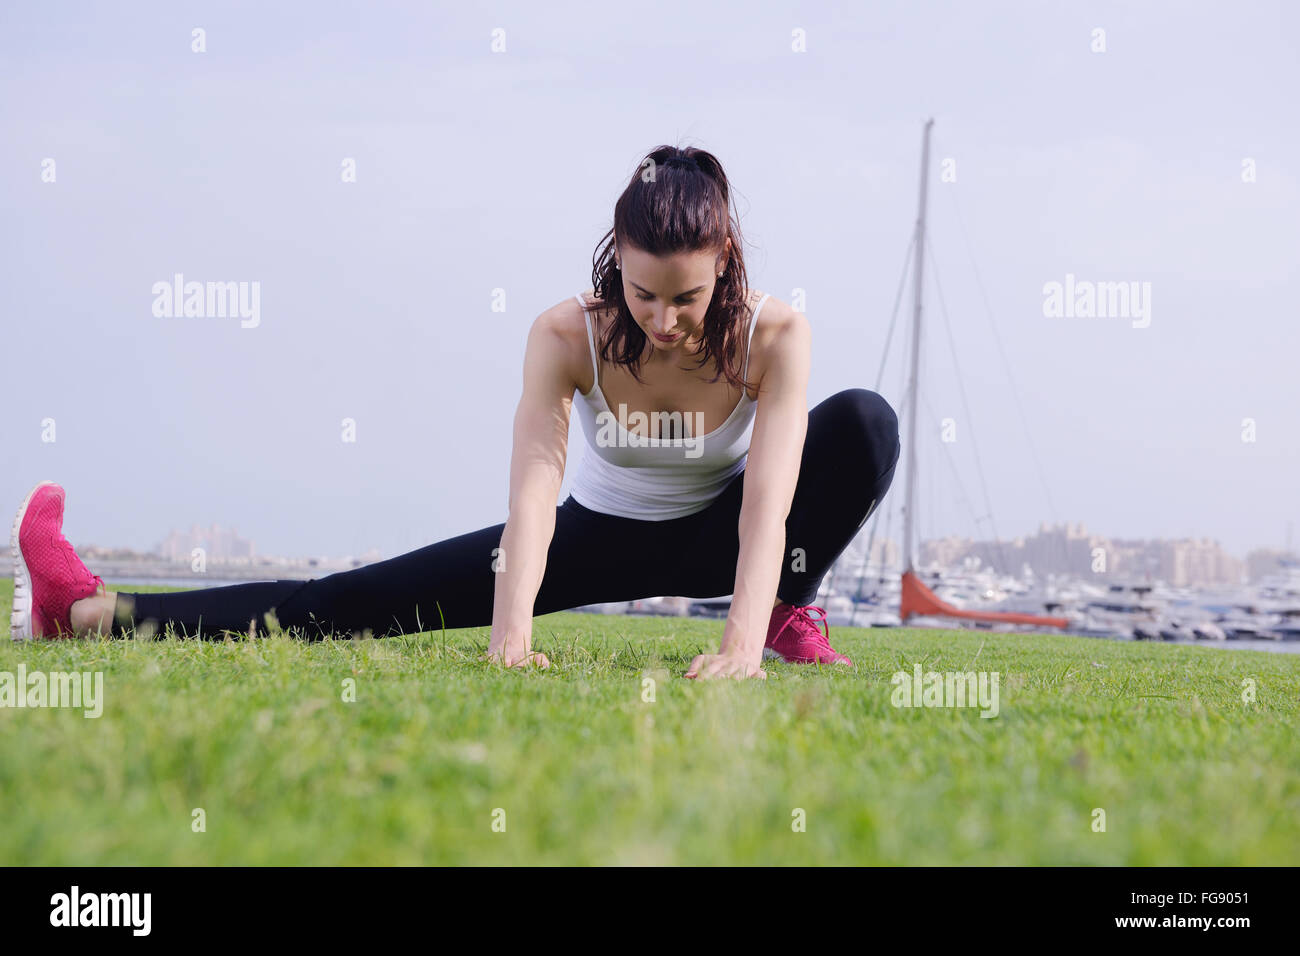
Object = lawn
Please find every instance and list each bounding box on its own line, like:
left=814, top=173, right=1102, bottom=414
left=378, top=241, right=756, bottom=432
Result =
left=1, top=578, right=1297, bottom=865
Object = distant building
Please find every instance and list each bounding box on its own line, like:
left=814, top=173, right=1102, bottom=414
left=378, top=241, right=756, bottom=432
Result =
left=1245, top=549, right=1300, bottom=582
left=918, top=522, right=1244, bottom=587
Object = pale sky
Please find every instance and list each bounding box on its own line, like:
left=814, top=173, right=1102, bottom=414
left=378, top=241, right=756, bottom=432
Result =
left=2, top=0, right=1296, bottom=562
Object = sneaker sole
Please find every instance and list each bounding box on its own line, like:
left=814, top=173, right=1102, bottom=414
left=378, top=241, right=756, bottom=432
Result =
left=762, top=646, right=853, bottom=666
left=10, top=480, right=59, bottom=641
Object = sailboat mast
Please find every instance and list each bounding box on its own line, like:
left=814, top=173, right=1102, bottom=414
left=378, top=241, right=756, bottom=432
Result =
left=893, top=119, right=1070, bottom=631
left=901, top=118, right=934, bottom=573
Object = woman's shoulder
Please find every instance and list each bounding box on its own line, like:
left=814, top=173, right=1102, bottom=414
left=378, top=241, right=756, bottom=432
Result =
left=745, top=291, right=807, bottom=348
left=745, top=291, right=809, bottom=386
left=533, top=291, right=605, bottom=393
left=537, top=290, right=608, bottom=345
left=749, top=289, right=802, bottom=331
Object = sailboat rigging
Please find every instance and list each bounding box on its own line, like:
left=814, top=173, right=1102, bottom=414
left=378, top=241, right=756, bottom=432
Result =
left=889, top=119, right=1069, bottom=631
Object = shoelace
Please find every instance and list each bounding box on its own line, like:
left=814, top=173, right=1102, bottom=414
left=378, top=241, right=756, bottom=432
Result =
left=56, top=526, right=104, bottom=593
left=39, top=528, right=106, bottom=623
left=788, top=604, right=832, bottom=647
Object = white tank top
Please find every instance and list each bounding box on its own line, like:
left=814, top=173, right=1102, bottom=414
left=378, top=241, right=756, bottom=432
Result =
left=569, top=291, right=771, bottom=520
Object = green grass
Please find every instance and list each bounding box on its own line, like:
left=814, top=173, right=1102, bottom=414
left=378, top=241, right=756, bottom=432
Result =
left=1, top=577, right=1297, bottom=865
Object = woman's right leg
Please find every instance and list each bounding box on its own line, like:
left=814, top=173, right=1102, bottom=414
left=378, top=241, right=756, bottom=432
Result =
left=108, top=497, right=684, bottom=640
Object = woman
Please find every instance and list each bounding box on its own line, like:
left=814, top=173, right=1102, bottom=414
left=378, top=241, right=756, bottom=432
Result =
left=10, top=145, right=900, bottom=681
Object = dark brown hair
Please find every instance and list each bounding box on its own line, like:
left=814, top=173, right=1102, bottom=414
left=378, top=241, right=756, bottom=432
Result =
left=587, top=145, right=754, bottom=390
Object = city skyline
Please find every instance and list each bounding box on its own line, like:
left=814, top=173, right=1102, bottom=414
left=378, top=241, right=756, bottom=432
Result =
left=88, top=514, right=1294, bottom=581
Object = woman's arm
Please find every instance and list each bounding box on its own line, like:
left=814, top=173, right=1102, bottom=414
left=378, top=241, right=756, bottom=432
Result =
left=486, top=308, right=580, bottom=668
left=686, top=305, right=811, bottom=680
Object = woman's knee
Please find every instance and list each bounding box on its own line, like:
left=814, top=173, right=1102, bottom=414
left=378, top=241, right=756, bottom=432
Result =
left=817, top=388, right=900, bottom=470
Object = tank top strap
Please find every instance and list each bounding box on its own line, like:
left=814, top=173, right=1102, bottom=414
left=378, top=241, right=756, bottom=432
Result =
left=741, top=293, right=771, bottom=381
left=574, top=293, right=601, bottom=394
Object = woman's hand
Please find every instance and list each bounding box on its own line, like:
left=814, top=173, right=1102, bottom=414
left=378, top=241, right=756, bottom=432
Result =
left=684, top=653, right=767, bottom=681
left=485, top=627, right=550, bottom=670
left=484, top=647, right=551, bottom=669
left=483, top=645, right=551, bottom=669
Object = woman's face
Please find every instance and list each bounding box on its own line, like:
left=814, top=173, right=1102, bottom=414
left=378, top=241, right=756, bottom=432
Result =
left=616, top=240, right=730, bottom=354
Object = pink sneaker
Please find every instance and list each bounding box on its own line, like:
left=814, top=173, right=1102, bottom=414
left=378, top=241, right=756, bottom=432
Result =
left=10, top=481, right=105, bottom=640
left=764, top=604, right=853, bottom=666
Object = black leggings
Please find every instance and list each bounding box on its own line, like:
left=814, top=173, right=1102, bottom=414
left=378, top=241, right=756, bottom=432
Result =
left=112, top=388, right=900, bottom=640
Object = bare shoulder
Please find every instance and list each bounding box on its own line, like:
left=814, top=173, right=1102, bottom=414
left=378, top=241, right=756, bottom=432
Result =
left=749, top=290, right=807, bottom=337
left=532, top=290, right=606, bottom=392
left=747, top=291, right=810, bottom=385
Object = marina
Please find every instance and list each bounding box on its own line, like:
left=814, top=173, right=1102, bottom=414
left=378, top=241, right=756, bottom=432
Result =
left=573, top=557, right=1300, bottom=655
